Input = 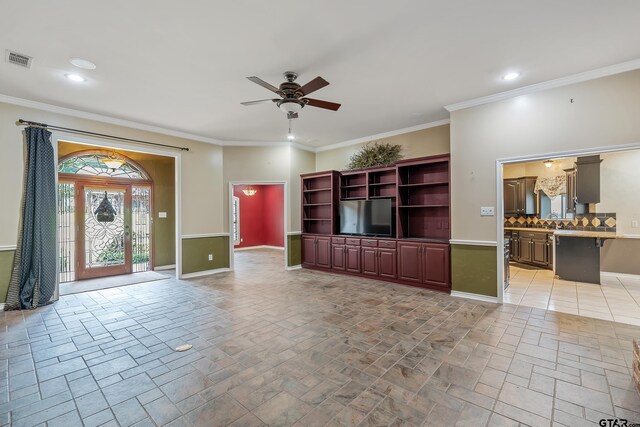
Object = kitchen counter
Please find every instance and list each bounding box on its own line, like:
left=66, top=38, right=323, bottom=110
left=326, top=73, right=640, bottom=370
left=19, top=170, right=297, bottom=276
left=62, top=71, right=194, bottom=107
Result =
left=553, top=230, right=618, bottom=239
left=504, top=227, right=552, bottom=233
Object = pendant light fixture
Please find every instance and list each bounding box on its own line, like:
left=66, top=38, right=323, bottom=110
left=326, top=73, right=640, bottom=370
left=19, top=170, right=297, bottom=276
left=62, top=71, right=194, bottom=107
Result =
left=95, top=191, right=117, bottom=222
left=101, top=152, right=125, bottom=171
left=287, top=118, right=295, bottom=141
left=242, top=185, right=257, bottom=196
left=543, top=159, right=554, bottom=168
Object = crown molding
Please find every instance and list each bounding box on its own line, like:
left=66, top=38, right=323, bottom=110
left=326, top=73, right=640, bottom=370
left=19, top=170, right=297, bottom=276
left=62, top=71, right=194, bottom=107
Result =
left=221, top=139, right=316, bottom=152
left=315, top=119, right=450, bottom=153
left=0, top=93, right=227, bottom=145
left=445, top=58, right=640, bottom=112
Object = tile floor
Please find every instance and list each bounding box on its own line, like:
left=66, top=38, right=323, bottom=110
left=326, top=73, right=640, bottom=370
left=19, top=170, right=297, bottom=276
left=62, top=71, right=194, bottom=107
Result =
left=505, top=263, right=640, bottom=325
left=1, top=249, right=639, bottom=426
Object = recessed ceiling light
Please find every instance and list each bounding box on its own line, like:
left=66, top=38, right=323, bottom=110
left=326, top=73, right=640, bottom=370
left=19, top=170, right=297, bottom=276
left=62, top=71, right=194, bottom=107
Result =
left=69, top=57, right=96, bottom=70
left=65, top=73, right=86, bottom=83
left=503, top=72, right=521, bottom=81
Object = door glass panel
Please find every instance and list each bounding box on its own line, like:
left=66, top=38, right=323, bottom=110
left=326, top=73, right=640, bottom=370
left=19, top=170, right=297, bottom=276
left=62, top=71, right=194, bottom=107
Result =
left=84, top=188, right=126, bottom=268
left=132, top=186, right=151, bottom=273
left=58, top=182, right=76, bottom=282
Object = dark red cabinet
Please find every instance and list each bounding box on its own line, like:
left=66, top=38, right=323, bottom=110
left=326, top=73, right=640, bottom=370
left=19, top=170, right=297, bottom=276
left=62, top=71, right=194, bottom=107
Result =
left=345, top=245, right=361, bottom=273
left=332, top=244, right=346, bottom=271
left=302, top=235, right=331, bottom=268
left=398, top=242, right=450, bottom=288
left=361, top=246, right=397, bottom=279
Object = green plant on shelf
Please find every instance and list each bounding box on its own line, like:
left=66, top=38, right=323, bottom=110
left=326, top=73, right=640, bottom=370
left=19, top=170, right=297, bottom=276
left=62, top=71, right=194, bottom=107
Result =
left=346, top=141, right=403, bottom=170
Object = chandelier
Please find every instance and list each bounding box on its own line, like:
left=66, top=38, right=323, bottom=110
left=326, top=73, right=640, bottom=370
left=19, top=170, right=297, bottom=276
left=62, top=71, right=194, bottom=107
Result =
left=242, top=185, right=257, bottom=196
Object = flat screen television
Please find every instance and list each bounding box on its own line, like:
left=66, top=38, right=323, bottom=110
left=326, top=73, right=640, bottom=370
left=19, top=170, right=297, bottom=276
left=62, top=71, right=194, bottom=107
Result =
left=339, top=199, right=393, bottom=237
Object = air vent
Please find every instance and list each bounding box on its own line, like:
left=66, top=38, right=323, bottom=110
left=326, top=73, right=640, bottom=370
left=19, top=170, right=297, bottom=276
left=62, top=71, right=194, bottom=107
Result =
left=5, top=50, right=32, bottom=68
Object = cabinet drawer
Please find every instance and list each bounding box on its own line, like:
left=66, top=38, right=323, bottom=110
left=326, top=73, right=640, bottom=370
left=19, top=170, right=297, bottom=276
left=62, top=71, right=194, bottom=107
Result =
left=521, top=232, right=537, bottom=239
left=361, top=239, right=378, bottom=247
left=346, top=238, right=361, bottom=246
left=332, top=237, right=345, bottom=244
left=378, top=240, right=397, bottom=249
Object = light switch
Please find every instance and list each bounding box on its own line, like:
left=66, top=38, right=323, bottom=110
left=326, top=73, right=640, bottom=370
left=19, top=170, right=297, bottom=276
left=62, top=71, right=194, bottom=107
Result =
left=480, top=207, right=495, bottom=216
left=158, top=212, right=167, bottom=218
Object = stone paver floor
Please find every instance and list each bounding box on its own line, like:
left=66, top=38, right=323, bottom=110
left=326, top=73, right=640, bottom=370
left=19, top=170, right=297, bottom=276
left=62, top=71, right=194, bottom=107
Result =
left=1, top=249, right=639, bottom=426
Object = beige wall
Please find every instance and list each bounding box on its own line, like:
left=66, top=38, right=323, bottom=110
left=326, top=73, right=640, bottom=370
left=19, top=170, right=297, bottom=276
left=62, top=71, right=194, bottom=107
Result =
left=315, top=124, right=450, bottom=171
left=0, top=101, right=224, bottom=246
left=451, top=69, right=640, bottom=243
left=503, top=158, right=574, bottom=180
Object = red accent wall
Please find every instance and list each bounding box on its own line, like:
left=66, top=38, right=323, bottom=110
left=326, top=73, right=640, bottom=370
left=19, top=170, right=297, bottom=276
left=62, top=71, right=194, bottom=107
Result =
left=233, top=184, right=284, bottom=249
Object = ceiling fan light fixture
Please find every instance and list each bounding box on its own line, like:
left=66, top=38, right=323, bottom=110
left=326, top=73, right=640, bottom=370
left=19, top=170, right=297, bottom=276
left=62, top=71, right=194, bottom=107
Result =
left=287, top=133, right=295, bottom=141
left=543, top=159, right=554, bottom=168
left=101, top=152, right=126, bottom=171
left=279, top=101, right=302, bottom=115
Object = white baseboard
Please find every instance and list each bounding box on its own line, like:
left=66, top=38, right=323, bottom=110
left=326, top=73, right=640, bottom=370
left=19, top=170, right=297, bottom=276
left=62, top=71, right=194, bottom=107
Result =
left=286, top=265, right=302, bottom=271
left=601, top=271, right=640, bottom=280
left=154, top=264, right=176, bottom=271
left=450, top=290, right=499, bottom=304
left=181, top=268, right=231, bottom=279
left=234, top=245, right=285, bottom=251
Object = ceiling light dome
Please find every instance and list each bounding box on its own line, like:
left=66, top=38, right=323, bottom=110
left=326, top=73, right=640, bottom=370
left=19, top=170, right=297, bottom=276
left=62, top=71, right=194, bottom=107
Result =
left=279, top=101, right=302, bottom=115
left=69, top=58, right=96, bottom=70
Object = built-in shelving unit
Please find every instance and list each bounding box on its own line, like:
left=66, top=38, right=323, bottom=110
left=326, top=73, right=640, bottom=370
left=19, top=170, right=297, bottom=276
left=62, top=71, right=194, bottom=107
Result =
left=396, top=156, right=450, bottom=240
left=300, top=155, right=451, bottom=293
left=301, top=171, right=339, bottom=235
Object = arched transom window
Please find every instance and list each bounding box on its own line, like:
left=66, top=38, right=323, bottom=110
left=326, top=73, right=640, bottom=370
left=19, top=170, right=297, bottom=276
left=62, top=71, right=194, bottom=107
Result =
left=58, top=152, right=149, bottom=180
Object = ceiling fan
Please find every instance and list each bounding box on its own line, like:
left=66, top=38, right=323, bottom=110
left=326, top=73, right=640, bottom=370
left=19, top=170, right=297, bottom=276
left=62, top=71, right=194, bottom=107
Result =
left=241, top=71, right=341, bottom=119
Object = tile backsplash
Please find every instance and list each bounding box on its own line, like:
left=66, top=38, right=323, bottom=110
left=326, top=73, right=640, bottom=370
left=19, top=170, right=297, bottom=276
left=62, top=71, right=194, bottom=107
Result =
left=504, top=212, right=616, bottom=232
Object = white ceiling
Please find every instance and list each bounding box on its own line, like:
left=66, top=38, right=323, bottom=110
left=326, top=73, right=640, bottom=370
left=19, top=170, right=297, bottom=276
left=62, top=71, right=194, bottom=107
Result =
left=2, top=1, right=640, bottom=147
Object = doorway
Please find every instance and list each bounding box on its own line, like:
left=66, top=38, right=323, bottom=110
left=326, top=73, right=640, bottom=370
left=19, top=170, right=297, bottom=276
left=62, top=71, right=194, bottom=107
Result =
left=57, top=144, right=175, bottom=294
left=229, top=182, right=287, bottom=271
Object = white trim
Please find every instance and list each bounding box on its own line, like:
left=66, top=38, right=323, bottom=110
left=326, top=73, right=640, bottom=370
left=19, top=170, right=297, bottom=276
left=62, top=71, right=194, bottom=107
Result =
left=316, top=119, right=450, bottom=152
left=287, top=231, right=302, bottom=235
left=445, top=58, right=640, bottom=112
left=181, top=268, right=231, bottom=279
left=232, top=196, right=240, bottom=245
left=286, top=265, right=302, bottom=271
left=182, top=233, right=230, bottom=239
left=449, top=239, right=497, bottom=247
left=0, top=245, right=17, bottom=251
left=0, top=303, right=4, bottom=310
left=154, top=264, right=176, bottom=271
left=450, top=291, right=499, bottom=304
left=601, top=271, right=640, bottom=280
left=1, top=93, right=224, bottom=146
left=234, top=245, right=285, bottom=251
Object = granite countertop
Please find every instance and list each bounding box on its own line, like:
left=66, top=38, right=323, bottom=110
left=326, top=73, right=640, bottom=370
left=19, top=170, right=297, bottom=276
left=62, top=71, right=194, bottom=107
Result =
left=504, top=227, right=554, bottom=233
left=505, top=227, right=633, bottom=239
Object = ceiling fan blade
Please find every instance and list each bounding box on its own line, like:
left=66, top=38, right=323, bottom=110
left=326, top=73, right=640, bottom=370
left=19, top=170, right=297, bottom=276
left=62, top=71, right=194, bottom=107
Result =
left=287, top=112, right=299, bottom=119
left=241, top=99, right=278, bottom=106
left=246, top=76, right=280, bottom=93
left=298, top=76, right=329, bottom=96
left=303, top=98, right=341, bottom=111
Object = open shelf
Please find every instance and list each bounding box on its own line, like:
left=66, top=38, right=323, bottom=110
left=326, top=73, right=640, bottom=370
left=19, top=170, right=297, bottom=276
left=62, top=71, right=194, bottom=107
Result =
left=303, top=188, right=331, bottom=193
left=398, top=181, right=448, bottom=188
left=369, top=182, right=396, bottom=187
left=302, top=171, right=339, bottom=235
left=341, top=197, right=366, bottom=200
left=399, top=204, right=449, bottom=208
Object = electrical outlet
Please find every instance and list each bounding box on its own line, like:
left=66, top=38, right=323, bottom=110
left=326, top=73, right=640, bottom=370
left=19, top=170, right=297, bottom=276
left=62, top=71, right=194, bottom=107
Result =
left=158, top=212, right=167, bottom=218
left=480, top=207, right=495, bottom=216
left=208, top=254, right=213, bottom=261
left=632, top=220, right=639, bottom=228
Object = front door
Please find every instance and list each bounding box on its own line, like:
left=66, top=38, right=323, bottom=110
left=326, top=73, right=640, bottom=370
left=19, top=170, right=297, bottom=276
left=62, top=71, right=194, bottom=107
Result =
left=77, top=184, right=132, bottom=279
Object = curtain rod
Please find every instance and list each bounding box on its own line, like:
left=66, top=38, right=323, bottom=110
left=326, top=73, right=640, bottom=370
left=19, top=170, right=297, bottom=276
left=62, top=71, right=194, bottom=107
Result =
left=17, top=119, right=190, bottom=152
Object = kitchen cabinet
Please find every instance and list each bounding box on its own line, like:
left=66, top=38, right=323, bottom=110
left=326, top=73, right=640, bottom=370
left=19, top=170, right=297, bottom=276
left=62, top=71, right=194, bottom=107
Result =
left=576, top=155, right=602, bottom=204
left=504, top=177, right=537, bottom=216
left=345, top=244, right=361, bottom=273
left=506, top=230, right=553, bottom=269
left=398, top=242, right=449, bottom=288
left=331, top=244, right=346, bottom=271
left=565, top=168, right=586, bottom=215
left=302, top=235, right=331, bottom=268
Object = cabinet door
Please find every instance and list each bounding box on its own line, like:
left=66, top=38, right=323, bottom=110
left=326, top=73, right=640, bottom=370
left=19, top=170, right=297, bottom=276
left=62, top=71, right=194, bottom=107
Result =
left=345, top=246, right=361, bottom=273
left=378, top=249, right=397, bottom=280
left=546, top=240, right=553, bottom=269
left=316, top=237, right=331, bottom=268
left=510, top=235, right=519, bottom=260
left=398, top=242, right=422, bottom=283
left=566, top=169, right=576, bottom=213
left=361, top=247, right=379, bottom=277
left=519, top=239, right=532, bottom=263
left=504, top=180, right=519, bottom=215
left=302, top=236, right=316, bottom=266
left=332, top=245, right=346, bottom=271
left=532, top=239, right=547, bottom=265
left=422, top=244, right=450, bottom=288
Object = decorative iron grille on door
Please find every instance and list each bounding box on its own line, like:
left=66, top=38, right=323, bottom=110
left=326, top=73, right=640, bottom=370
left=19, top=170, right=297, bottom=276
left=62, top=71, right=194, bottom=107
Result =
left=57, top=150, right=154, bottom=282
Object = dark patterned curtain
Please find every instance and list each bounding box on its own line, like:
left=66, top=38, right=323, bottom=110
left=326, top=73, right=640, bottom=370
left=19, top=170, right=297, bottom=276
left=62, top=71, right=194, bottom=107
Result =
left=5, top=127, right=57, bottom=310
